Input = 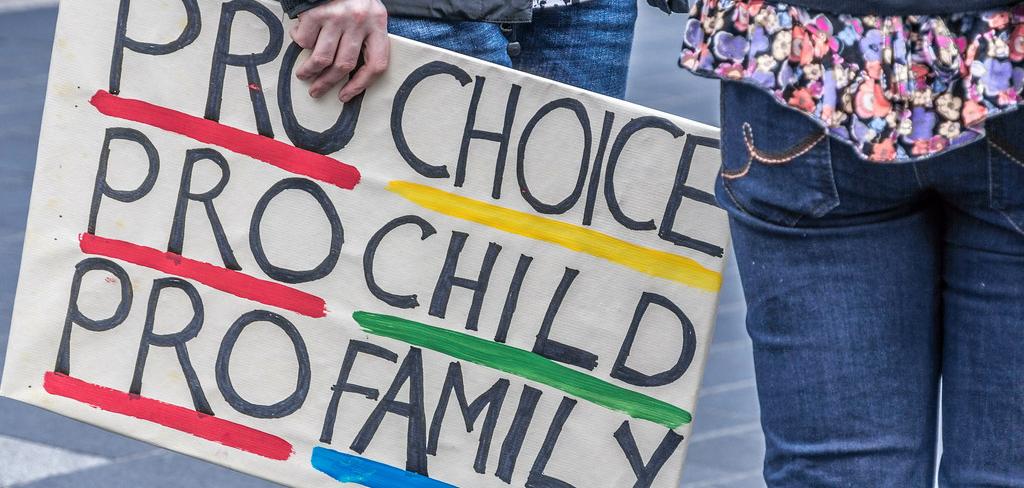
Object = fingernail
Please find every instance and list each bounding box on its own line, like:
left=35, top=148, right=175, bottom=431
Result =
left=339, top=93, right=351, bottom=103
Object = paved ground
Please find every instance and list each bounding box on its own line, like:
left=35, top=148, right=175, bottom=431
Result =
left=0, top=3, right=764, bottom=487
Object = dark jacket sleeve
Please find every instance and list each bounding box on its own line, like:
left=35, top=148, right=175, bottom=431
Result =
left=278, top=0, right=329, bottom=18
left=646, top=0, right=688, bottom=14
left=275, top=0, right=533, bottom=22
left=381, top=0, right=532, bottom=22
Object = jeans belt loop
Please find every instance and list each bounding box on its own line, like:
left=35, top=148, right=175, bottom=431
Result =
left=500, top=23, right=522, bottom=57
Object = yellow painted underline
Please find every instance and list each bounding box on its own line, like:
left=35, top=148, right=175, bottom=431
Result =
left=388, top=181, right=722, bottom=292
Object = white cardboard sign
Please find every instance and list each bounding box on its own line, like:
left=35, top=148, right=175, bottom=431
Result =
left=1, top=1, right=729, bottom=486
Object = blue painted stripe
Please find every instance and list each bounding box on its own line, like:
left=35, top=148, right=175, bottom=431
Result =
left=310, top=447, right=458, bottom=488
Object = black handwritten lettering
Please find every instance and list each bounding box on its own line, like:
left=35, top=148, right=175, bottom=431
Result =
left=215, top=310, right=310, bottom=418
left=613, top=421, right=685, bottom=488
left=55, top=258, right=133, bottom=375
left=429, top=232, right=501, bottom=331
left=277, top=42, right=363, bottom=153
left=351, top=347, right=429, bottom=475
left=660, top=134, right=724, bottom=257
left=604, top=117, right=685, bottom=231
left=496, top=385, right=543, bottom=483
left=525, top=397, right=578, bottom=488
left=363, top=215, right=437, bottom=309
left=495, top=254, right=533, bottom=343
left=612, top=292, right=696, bottom=387
left=582, top=111, right=616, bottom=226
left=428, top=362, right=510, bottom=474
left=457, top=77, right=521, bottom=198
left=249, top=178, right=343, bottom=283
left=532, top=268, right=598, bottom=371
left=109, top=0, right=201, bottom=94
left=88, top=128, right=160, bottom=235
left=205, top=0, right=283, bottom=137
left=517, top=98, right=592, bottom=215
left=391, top=61, right=472, bottom=178
left=130, top=278, right=211, bottom=414
left=167, top=148, right=239, bottom=270
left=320, top=340, right=399, bottom=444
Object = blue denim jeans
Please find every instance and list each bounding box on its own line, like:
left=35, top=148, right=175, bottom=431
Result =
left=718, top=80, right=1024, bottom=486
left=386, top=0, right=637, bottom=98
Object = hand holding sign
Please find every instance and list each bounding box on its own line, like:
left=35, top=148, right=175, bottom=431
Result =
left=291, top=0, right=390, bottom=102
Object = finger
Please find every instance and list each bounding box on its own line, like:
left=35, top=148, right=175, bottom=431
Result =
left=296, top=24, right=342, bottom=82
left=310, top=32, right=362, bottom=98
left=338, top=31, right=390, bottom=102
left=289, top=19, right=320, bottom=50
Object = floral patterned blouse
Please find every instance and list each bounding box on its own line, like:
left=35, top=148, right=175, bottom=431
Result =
left=680, top=0, right=1024, bottom=162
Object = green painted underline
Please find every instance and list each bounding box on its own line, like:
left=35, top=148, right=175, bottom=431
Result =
left=352, top=311, right=692, bottom=429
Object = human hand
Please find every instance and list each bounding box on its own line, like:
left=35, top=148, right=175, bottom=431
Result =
left=290, top=0, right=389, bottom=102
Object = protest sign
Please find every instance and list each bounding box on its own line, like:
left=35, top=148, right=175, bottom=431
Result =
left=0, top=0, right=729, bottom=486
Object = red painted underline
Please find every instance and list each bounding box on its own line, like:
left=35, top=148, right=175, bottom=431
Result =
left=80, top=233, right=327, bottom=318
left=90, top=90, right=361, bottom=190
left=43, top=372, right=293, bottom=461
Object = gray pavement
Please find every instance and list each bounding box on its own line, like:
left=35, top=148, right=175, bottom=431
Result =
left=0, top=3, right=764, bottom=487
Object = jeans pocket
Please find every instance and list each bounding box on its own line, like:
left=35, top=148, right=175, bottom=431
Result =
left=987, top=111, right=1024, bottom=235
left=716, top=81, right=839, bottom=227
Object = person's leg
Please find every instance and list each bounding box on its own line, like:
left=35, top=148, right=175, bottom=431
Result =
left=935, top=112, right=1024, bottom=486
left=511, top=0, right=637, bottom=97
left=386, top=17, right=511, bottom=67
left=718, top=81, right=942, bottom=486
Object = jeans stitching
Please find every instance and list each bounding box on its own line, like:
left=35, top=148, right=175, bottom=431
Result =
left=911, top=163, right=927, bottom=189
left=803, top=148, right=841, bottom=223
left=721, top=155, right=755, bottom=180
left=809, top=186, right=838, bottom=217
left=744, top=122, right=827, bottom=163
left=720, top=122, right=837, bottom=226
left=988, top=138, right=1024, bottom=169
left=988, top=139, right=1024, bottom=235
left=988, top=140, right=1000, bottom=210
left=721, top=177, right=809, bottom=227
left=721, top=122, right=827, bottom=180
left=999, top=209, right=1024, bottom=236
left=720, top=173, right=756, bottom=217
